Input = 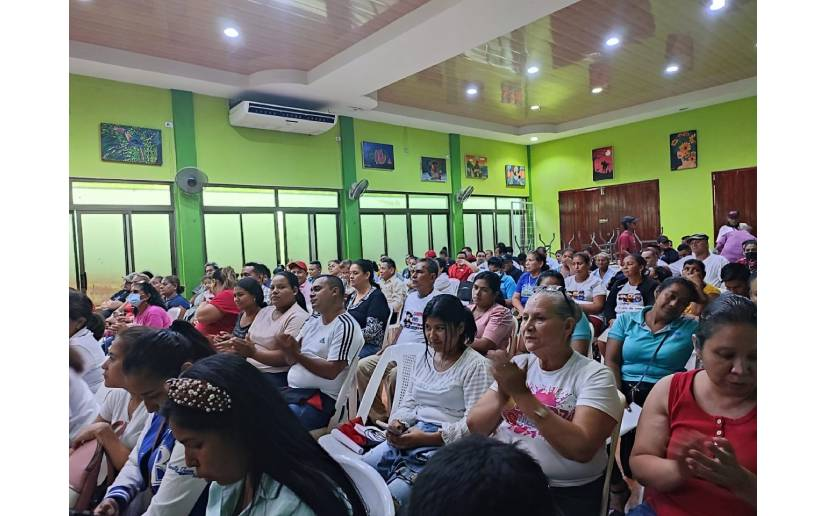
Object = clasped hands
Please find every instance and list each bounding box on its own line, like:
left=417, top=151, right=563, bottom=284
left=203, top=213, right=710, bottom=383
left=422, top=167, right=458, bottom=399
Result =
left=487, top=349, right=530, bottom=398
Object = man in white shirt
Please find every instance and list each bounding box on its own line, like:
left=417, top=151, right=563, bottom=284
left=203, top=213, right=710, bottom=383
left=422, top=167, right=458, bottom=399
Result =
left=357, top=257, right=439, bottom=422
left=278, top=274, right=364, bottom=430
left=668, top=234, right=729, bottom=288
left=475, top=250, right=489, bottom=271
left=378, top=257, right=407, bottom=316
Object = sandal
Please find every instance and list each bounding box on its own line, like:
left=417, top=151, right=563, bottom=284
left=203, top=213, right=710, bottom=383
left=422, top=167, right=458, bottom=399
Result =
left=608, top=481, right=631, bottom=516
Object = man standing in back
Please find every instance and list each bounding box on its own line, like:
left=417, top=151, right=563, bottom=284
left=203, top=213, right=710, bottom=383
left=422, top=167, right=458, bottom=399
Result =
left=716, top=223, right=755, bottom=263
left=357, top=258, right=439, bottom=422
left=715, top=210, right=740, bottom=246
left=616, top=215, right=641, bottom=260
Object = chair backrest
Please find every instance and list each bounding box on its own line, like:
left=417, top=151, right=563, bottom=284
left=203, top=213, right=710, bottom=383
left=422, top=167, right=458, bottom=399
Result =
left=381, top=306, right=394, bottom=346
left=318, top=336, right=366, bottom=434
left=332, top=453, right=395, bottom=516
left=507, top=316, right=520, bottom=357
left=356, top=342, right=421, bottom=423
left=684, top=350, right=698, bottom=370
left=587, top=322, right=595, bottom=359
left=456, top=281, right=473, bottom=302
left=601, top=390, right=626, bottom=516
left=167, top=306, right=182, bottom=320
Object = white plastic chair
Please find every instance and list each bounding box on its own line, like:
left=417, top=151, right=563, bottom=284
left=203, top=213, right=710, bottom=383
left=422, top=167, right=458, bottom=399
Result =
left=332, top=453, right=395, bottom=516
left=310, top=337, right=366, bottom=440
left=507, top=315, right=520, bottom=357
left=684, top=350, right=698, bottom=370
left=167, top=306, right=182, bottom=320
left=602, top=390, right=626, bottom=516
left=587, top=322, right=595, bottom=359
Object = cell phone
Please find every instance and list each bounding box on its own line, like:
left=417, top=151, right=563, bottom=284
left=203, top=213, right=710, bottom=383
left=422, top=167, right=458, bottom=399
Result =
left=386, top=423, right=407, bottom=436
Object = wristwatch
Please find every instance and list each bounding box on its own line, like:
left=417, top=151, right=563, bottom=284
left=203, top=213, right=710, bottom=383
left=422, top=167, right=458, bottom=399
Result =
left=533, top=405, right=550, bottom=420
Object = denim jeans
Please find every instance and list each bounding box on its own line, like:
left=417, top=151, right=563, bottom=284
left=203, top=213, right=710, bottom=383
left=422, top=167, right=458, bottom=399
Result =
left=287, top=392, right=335, bottom=430
left=627, top=502, right=657, bottom=515
left=361, top=421, right=441, bottom=506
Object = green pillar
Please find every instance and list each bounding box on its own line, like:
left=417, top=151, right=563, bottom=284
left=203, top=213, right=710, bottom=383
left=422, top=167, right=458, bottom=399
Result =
left=338, top=116, right=362, bottom=258
left=170, top=90, right=205, bottom=296
left=448, top=134, right=465, bottom=256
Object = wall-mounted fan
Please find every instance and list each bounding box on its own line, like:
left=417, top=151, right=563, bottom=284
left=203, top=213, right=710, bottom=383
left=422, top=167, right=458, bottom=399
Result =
left=348, top=179, right=369, bottom=200
left=455, top=186, right=474, bottom=204
left=175, top=167, right=208, bottom=194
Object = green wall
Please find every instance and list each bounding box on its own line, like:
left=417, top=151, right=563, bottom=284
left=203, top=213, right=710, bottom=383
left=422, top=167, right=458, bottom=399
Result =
left=530, top=97, right=756, bottom=243
left=460, top=135, right=531, bottom=197
left=70, top=74, right=177, bottom=181
left=193, top=94, right=342, bottom=188
left=354, top=119, right=452, bottom=193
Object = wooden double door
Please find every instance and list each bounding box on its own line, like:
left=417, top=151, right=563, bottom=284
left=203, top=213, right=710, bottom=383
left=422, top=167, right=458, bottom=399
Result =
left=558, top=180, right=661, bottom=254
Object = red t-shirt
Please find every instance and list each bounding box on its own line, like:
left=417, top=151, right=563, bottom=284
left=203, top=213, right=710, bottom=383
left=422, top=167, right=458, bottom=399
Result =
left=647, top=369, right=756, bottom=516
left=616, top=230, right=641, bottom=259
left=448, top=263, right=472, bottom=282
left=195, top=289, right=240, bottom=336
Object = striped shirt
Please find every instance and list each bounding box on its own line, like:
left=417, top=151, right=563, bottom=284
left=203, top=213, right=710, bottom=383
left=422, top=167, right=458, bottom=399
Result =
left=287, top=311, right=365, bottom=400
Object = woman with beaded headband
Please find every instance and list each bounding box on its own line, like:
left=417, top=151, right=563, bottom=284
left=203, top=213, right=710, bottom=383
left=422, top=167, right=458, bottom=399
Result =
left=163, top=353, right=367, bottom=516
left=93, top=321, right=215, bottom=516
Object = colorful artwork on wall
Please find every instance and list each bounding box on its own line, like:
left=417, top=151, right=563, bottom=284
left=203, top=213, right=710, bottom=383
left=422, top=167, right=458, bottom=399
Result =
left=505, top=164, right=526, bottom=187
left=421, top=157, right=447, bottom=182
left=592, top=146, right=614, bottom=181
left=362, top=141, right=395, bottom=170
left=465, top=155, right=488, bottom=179
left=100, top=123, right=163, bottom=165
left=670, top=130, right=697, bottom=170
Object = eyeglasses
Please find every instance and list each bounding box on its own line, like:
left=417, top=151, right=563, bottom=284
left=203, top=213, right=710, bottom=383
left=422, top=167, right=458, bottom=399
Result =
left=533, top=285, right=578, bottom=318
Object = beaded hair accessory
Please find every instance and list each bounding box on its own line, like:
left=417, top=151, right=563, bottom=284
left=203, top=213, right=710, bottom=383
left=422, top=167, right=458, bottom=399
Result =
left=166, top=378, right=232, bottom=413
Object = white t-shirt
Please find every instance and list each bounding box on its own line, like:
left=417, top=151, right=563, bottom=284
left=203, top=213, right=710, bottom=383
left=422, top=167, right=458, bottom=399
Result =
left=69, top=368, right=99, bottom=444
left=669, top=253, right=729, bottom=288
left=98, top=387, right=151, bottom=451
left=565, top=274, right=607, bottom=303
left=287, top=312, right=364, bottom=399
left=614, top=282, right=645, bottom=316
left=392, top=346, right=493, bottom=444
left=70, top=328, right=106, bottom=393
left=247, top=302, right=310, bottom=374
left=591, top=267, right=619, bottom=291
left=491, top=352, right=622, bottom=487
left=397, top=289, right=437, bottom=345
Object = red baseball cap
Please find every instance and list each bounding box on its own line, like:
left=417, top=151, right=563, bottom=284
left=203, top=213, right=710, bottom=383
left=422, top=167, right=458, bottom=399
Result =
left=287, top=260, right=308, bottom=272
left=424, top=250, right=437, bottom=259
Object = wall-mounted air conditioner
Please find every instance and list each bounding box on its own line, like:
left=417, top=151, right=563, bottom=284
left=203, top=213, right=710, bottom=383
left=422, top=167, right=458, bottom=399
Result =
left=229, top=101, right=337, bottom=135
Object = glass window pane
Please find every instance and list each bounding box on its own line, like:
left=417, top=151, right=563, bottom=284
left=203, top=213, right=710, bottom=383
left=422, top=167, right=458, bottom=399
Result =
left=410, top=215, right=429, bottom=256
left=203, top=187, right=275, bottom=207
left=408, top=195, right=448, bottom=210
left=431, top=215, right=449, bottom=254
left=359, top=193, right=406, bottom=210
left=462, top=196, right=496, bottom=210
left=79, top=213, right=127, bottom=305
left=70, top=214, right=78, bottom=290
left=132, top=213, right=173, bottom=278
left=204, top=214, right=243, bottom=272
left=72, top=182, right=171, bottom=206
left=278, top=190, right=339, bottom=208
left=497, top=197, right=524, bottom=211
left=385, top=215, right=409, bottom=263
left=512, top=213, right=524, bottom=252
left=315, top=214, right=339, bottom=266
left=480, top=214, right=495, bottom=252
left=360, top=215, right=386, bottom=261
left=496, top=213, right=511, bottom=249
left=284, top=214, right=311, bottom=262
left=463, top=214, right=478, bottom=252
left=242, top=214, right=277, bottom=270
left=277, top=211, right=286, bottom=268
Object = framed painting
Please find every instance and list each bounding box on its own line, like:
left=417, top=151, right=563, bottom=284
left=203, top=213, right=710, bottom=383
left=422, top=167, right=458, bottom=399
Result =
left=421, top=157, right=447, bottom=182
left=362, top=141, right=395, bottom=170
left=505, top=165, right=526, bottom=187
left=465, top=155, right=488, bottom=179
left=592, top=146, right=614, bottom=181
left=670, top=130, right=697, bottom=171
left=100, top=123, right=162, bottom=165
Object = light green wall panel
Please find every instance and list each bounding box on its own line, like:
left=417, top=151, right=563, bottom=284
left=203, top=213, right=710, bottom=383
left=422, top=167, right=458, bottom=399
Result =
left=354, top=120, right=451, bottom=193
left=530, top=97, right=756, bottom=246
left=70, top=75, right=176, bottom=181
left=460, top=135, right=530, bottom=197
left=193, top=94, right=342, bottom=188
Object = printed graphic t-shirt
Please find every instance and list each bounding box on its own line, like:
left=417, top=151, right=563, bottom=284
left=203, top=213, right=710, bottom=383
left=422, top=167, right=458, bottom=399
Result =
left=614, top=282, right=646, bottom=316
left=564, top=275, right=607, bottom=303
left=396, top=290, right=437, bottom=345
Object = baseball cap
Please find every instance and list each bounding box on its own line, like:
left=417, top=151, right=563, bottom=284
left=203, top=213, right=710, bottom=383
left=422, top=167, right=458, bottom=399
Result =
left=287, top=260, right=308, bottom=272
left=685, top=233, right=709, bottom=242
left=501, top=254, right=514, bottom=262
left=728, top=210, right=740, bottom=218
left=621, top=216, right=638, bottom=225
left=656, top=235, right=671, bottom=244
left=424, top=249, right=437, bottom=259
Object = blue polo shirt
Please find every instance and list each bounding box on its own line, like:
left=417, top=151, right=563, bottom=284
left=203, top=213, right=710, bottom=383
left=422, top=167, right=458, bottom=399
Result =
left=608, top=306, right=698, bottom=383
left=498, top=273, right=517, bottom=301
left=515, top=272, right=541, bottom=306
left=572, top=312, right=592, bottom=342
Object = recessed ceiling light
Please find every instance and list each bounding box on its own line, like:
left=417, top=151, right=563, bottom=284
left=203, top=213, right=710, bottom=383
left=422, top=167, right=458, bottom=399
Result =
left=526, top=66, right=540, bottom=75
left=591, top=87, right=604, bottom=94
left=530, top=136, right=539, bottom=142
left=466, top=87, right=478, bottom=95
left=665, top=64, right=680, bottom=73
left=530, top=105, right=540, bottom=111
left=223, top=27, right=240, bottom=38
left=709, top=0, right=726, bottom=11
left=605, top=36, right=621, bottom=47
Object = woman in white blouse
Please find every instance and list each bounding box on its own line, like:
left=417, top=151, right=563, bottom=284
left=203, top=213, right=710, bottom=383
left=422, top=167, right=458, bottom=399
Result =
left=468, top=288, right=622, bottom=516
left=229, top=271, right=310, bottom=390
left=362, top=294, right=493, bottom=508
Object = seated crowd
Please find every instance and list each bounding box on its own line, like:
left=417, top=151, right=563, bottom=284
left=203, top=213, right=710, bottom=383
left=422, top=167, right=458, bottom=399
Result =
left=69, top=222, right=756, bottom=516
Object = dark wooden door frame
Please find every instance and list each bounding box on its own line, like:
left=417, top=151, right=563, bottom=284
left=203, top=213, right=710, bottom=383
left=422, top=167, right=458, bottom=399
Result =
left=711, top=167, right=757, bottom=238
